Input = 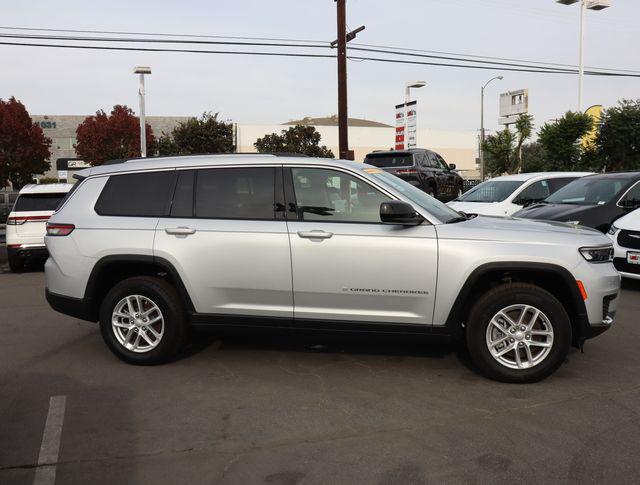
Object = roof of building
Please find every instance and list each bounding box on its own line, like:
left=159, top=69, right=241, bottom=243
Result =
left=283, top=115, right=392, bottom=128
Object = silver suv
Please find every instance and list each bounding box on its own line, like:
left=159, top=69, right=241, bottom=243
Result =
left=44, top=155, right=621, bottom=382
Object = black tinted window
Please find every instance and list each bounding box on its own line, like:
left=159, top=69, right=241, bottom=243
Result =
left=195, top=168, right=275, bottom=219
left=15, top=193, right=67, bottom=211
left=548, top=177, right=577, bottom=193
left=365, top=154, right=414, bottom=168
left=170, top=170, right=194, bottom=217
left=95, top=171, right=175, bottom=216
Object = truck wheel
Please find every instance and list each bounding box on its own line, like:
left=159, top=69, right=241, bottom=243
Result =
left=8, top=253, right=25, bottom=273
left=426, top=185, right=436, bottom=198
left=466, top=283, right=571, bottom=383
left=99, top=276, right=188, bottom=365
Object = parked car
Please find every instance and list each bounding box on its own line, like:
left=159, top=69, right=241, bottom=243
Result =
left=6, top=183, right=73, bottom=271
left=44, top=155, right=620, bottom=383
left=363, top=149, right=463, bottom=201
left=448, top=172, right=592, bottom=217
left=513, top=172, right=640, bottom=233
left=607, top=208, right=640, bottom=280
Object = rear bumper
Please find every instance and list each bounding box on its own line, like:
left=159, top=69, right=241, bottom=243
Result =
left=8, top=245, right=48, bottom=260
left=45, top=289, right=97, bottom=322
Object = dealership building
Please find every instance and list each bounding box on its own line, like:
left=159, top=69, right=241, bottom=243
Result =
left=31, top=114, right=479, bottom=182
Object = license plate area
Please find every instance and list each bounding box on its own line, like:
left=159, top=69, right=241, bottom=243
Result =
left=627, top=251, right=640, bottom=265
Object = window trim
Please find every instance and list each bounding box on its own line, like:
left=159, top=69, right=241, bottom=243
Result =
left=616, top=180, right=640, bottom=208
left=285, top=165, right=397, bottom=225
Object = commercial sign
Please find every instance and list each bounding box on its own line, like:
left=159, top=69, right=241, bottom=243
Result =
left=67, top=160, right=90, bottom=169
left=395, top=104, right=405, bottom=150
left=395, top=101, right=418, bottom=150
left=582, top=105, right=603, bottom=149
left=499, top=89, right=529, bottom=125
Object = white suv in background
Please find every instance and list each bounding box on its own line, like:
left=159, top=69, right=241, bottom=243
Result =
left=448, top=172, right=593, bottom=217
left=608, top=208, right=640, bottom=280
left=6, top=183, right=73, bottom=272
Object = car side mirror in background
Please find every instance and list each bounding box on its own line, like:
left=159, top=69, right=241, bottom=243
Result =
left=449, top=163, right=456, bottom=170
left=380, top=201, right=424, bottom=226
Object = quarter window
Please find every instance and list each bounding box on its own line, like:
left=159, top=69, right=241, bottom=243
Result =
left=95, top=171, right=175, bottom=216
left=291, top=168, right=391, bottom=223
left=514, top=180, right=551, bottom=205
left=195, top=167, right=275, bottom=220
left=620, top=182, right=640, bottom=206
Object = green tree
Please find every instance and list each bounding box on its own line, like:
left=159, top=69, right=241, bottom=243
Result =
left=255, top=125, right=334, bottom=158
left=0, top=97, right=51, bottom=189
left=520, top=142, right=548, bottom=172
left=158, top=112, right=234, bottom=156
left=483, top=128, right=516, bottom=176
left=538, top=111, right=593, bottom=171
left=597, top=99, right=640, bottom=171
left=514, top=114, right=534, bottom=173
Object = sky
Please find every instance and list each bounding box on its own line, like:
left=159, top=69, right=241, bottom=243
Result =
left=2, top=0, right=639, bottom=136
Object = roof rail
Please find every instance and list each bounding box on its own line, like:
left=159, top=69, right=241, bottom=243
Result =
left=101, top=152, right=309, bottom=166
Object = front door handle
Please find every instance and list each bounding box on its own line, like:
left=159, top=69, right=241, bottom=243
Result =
left=165, top=226, right=196, bottom=236
left=297, top=230, right=333, bottom=240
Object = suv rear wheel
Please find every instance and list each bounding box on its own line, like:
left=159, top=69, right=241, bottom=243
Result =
left=466, top=283, right=571, bottom=383
left=99, top=276, right=188, bottom=365
left=8, top=253, right=25, bottom=273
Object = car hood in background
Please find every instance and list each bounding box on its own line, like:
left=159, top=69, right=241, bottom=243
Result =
left=512, top=203, right=596, bottom=221
left=448, top=201, right=508, bottom=216
left=613, top=208, right=640, bottom=230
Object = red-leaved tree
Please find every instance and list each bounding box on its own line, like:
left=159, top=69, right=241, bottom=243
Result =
left=0, top=97, right=51, bottom=189
left=75, top=105, right=156, bottom=165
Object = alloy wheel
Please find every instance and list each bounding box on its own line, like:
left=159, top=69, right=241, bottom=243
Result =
left=111, top=294, right=165, bottom=353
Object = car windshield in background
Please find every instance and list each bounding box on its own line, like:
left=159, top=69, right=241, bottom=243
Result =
left=458, top=180, right=524, bottom=202
left=14, top=193, right=67, bottom=212
left=545, top=177, right=626, bottom=205
left=367, top=170, right=461, bottom=223
left=365, top=154, right=413, bottom=168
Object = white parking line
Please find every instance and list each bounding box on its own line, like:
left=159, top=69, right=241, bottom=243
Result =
left=33, top=396, right=66, bottom=485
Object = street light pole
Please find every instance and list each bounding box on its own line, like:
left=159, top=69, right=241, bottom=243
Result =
left=404, top=81, right=426, bottom=149
left=134, top=66, right=151, bottom=158
left=480, top=75, right=503, bottom=180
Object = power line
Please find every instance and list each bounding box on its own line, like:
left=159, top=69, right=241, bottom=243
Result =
left=2, top=40, right=639, bottom=78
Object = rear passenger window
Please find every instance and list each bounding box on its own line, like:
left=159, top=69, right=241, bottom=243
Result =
left=195, top=168, right=275, bottom=220
left=95, top=171, right=175, bottom=216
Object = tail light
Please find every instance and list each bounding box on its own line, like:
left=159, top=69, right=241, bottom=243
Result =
left=7, top=215, right=50, bottom=225
left=46, top=223, right=75, bottom=236
left=396, top=169, right=419, bottom=175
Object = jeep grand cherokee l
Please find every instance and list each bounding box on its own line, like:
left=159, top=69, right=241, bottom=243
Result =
left=44, top=155, right=620, bottom=383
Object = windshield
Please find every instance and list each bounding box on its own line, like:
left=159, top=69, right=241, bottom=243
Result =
left=366, top=170, right=461, bottom=223
left=364, top=153, right=414, bottom=168
left=457, top=180, right=524, bottom=203
left=14, top=193, right=67, bottom=212
left=545, top=177, right=626, bottom=205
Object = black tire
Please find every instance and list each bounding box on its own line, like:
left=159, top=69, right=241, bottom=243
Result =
left=99, top=276, right=188, bottom=365
left=466, top=283, right=572, bottom=383
left=8, top=254, right=25, bottom=273
left=425, top=185, right=436, bottom=198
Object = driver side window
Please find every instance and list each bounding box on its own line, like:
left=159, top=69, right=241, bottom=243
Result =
left=290, top=168, right=391, bottom=223
left=514, top=180, right=551, bottom=205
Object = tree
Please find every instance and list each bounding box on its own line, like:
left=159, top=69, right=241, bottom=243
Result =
left=597, top=99, right=640, bottom=171
left=0, top=97, right=51, bottom=189
left=157, top=112, right=234, bottom=156
left=520, top=142, right=548, bottom=173
left=514, top=114, right=534, bottom=173
left=483, top=128, right=516, bottom=176
left=537, top=111, right=593, bottom=171
left=255, top=125, right=334, bottom=158
left=75, top=105, right=156, bottom=165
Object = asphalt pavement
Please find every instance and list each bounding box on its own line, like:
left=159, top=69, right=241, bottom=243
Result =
left=1, top=261, right=639, bottom=485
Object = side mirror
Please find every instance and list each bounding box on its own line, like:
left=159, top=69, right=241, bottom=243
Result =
left=380, top=201, right=424, bottom=225
left=448, top=163, right=456, bottom=170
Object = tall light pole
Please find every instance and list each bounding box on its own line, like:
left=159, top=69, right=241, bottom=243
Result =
left=556, top=0, right=612, bottom=112
left=134, top=66, right=151, bottom=158
left=480, top=75, right=503, bottom=180
left=405, top=81, right=426, bottom=105
left=404, top=81, right=426, bottom=149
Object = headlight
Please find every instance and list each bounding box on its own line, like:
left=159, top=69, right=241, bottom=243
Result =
left=607, top=224, right=618, bottom=235
left=565, top=220, right=580, bottom=225
left=579, top=245, right=614, bottom=263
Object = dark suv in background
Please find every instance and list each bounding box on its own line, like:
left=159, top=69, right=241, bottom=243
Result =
left=364, top=149, right=464, bottom=201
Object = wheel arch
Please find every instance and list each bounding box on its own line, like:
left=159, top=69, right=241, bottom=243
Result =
left=83, top=255, right=195, bottom=321
left=444, top=262, right=589, bottom=347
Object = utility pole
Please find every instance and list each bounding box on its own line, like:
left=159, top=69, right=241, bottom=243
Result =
left=332, top=1, right=364, bottom=160
left=134, top=66, right=151, bottom=158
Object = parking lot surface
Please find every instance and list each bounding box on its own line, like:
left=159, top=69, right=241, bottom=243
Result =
left=1, top=258, right=639, bottom=484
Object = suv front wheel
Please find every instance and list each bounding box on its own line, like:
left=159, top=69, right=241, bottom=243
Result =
left=466, top=283, right=571, bottom=383
left=99, top=276, right=188, bottom=365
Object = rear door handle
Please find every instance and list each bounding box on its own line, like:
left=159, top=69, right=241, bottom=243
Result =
left=297, top=230, right=333, bottom=240
left=165, top=226, right=196, bottom=236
